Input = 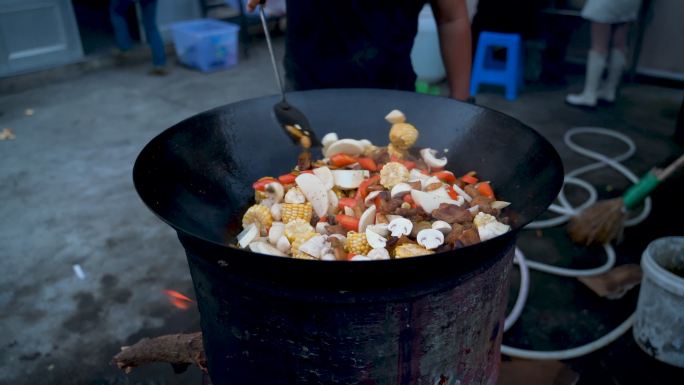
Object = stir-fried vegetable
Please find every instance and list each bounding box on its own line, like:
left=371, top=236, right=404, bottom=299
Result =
left=237, top=110, right=511, bottom=260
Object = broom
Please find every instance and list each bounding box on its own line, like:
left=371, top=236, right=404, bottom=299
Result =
left=568, top=153, right=684, bottom=246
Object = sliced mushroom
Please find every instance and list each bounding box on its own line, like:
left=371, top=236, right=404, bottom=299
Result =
left=325, top=139, right=366, bottom=158
left=284, top=187, right=306, bottom=204
left=385, top=109, right=406, bottom=124
left=365, top=227, right=387, bottom=249
left=367, top=223, right=390, bottom=237
left=368, top=248, right=390, bottom=260
left=298, top=235, right=328, bottom=258
left=264, top=182, right=284, bottom=203
left=331, top=170, right=370, bottom=189
left=417, top=229, right=445, bottom=250
left=270, top=203, right=282, bottom=221
left=431, top=220, right=452, bottom=234
left=390, top=182, right=412, bottom=198
left=468, top=205, right=480, bottom=214
left=358, top=205, right=377, bottom=233
left=420, top=148, right=447, bottom=169
left=296, top=173, right=329, bottom=218
left=321, top=253, right=336, bottom=261
left=238, top=223, right=259, bottom=248
left=268, top=222, right=285, bottom=244
left=321, top=132, right=339, bottom=149
left=387, top=217, right=413, bottom=237
left=313, top=166, right=335, bottom=190
left=350, top=255, right=371, bottom=261
left=327, top=190, right=339, bottom=216
left=276, top=235, right=291, bottom=253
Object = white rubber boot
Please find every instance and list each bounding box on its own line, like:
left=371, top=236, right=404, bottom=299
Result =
left=597, top=48, right=626, bottom=104
left=566, top=50, right=607, bottom=108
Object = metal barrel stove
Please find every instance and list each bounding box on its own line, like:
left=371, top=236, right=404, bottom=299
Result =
left=133, top=89, right=564, bottom=385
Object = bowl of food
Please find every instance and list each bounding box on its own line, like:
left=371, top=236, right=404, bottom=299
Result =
left=133, top=89, right=563, bottom=385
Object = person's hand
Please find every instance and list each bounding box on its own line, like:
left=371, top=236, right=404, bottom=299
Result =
left=246, top=0, right=263, bottom=12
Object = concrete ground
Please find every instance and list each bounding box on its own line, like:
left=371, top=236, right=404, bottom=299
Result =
left=1, top=37, right=682, bottom=385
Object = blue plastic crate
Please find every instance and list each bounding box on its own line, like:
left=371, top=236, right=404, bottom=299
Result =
left=170, top=19, right=240, bottom=73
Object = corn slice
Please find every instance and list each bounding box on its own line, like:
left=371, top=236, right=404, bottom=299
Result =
left=389, top=122, right=419, bottom=150
left=394, top=243, right=434, bottom=259
left=281, top=202, right=313, bottom=224
left=284, top=219, right=315, bottom=242
left=242, top=204, right=273, bottom=235
left=380, top=162, right=410, bottom=189
left=254, top=190, right=269, bottom=203
left=345, top=231, right=371, bottom=255
left=291, top=231, right=317, bottom=259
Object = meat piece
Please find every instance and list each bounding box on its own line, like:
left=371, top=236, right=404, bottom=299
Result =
left=325, top=224, right=347, bottom=236
left=464, top=184, right=479, bottom=198
left=434, top=243, right=453, bottom=253
left=329, top=237, right=347, bottom=261
left=410, top=221, right=432, bottom=238
left=394, top=207, right=431, bottom=222
left=432, top=203, right=473, bottom=224
left=458, top=228, right=481, bottom=246
left=379, top=197, right=404, bottom=214
left=310, top=214, right=320, bottom=227
left=445, top=223, right=465, bottom=246
left=471, top=196, right=498, bottom=216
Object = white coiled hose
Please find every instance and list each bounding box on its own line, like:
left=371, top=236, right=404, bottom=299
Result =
left=501, top=127, right=651, bottom=360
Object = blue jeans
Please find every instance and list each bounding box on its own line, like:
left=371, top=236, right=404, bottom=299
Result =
left=110, top=0, right=166, bottom=67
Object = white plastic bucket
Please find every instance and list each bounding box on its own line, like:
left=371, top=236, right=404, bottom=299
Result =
left=410, top=5, right=445, bottom=84
left=633, top=236, right=684, bottom=367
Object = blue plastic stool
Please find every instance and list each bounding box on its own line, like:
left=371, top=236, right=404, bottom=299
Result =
left=470, top=32, right=523, bottom=101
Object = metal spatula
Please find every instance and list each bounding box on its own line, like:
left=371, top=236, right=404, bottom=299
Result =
left=258, top=1, right=319, bottom=149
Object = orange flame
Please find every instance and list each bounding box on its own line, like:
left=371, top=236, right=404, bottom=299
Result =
left=163, top=289, right=194, bottom=310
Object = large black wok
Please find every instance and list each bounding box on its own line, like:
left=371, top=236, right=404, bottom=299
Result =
left=133, top=89, right=563, bottom=385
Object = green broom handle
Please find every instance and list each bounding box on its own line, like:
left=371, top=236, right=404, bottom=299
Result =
left=623, top=153, right=684, bottom=210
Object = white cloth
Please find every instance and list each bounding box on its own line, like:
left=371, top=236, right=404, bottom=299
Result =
left=581, top=0, right=642, bottom=23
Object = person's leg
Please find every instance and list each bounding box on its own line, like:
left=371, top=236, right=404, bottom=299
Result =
left=140, top=0, right=167, bottom=68
left=590, top=21, right=611, bottom=54
left=597, top=23, right=630, bottom=103
left=110, top=0, right=134, bottom=52
left=566, top=22, right=610, bottom=107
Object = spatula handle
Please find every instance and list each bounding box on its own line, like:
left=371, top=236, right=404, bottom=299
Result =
left=622, top=153, right=684, bottom=210
left=656, top=153, right=684, bottom=181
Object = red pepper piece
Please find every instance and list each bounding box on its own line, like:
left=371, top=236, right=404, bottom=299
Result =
left=330, top=153, right=358, bottom=167
left=336, top=214, right=359, bottom=232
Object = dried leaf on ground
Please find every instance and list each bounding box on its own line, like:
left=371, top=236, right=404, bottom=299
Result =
left=578, top=264, right=642, bottom=299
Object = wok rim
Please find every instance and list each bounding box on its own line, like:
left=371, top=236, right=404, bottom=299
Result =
left=133, top=88, right=564, bottom=265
